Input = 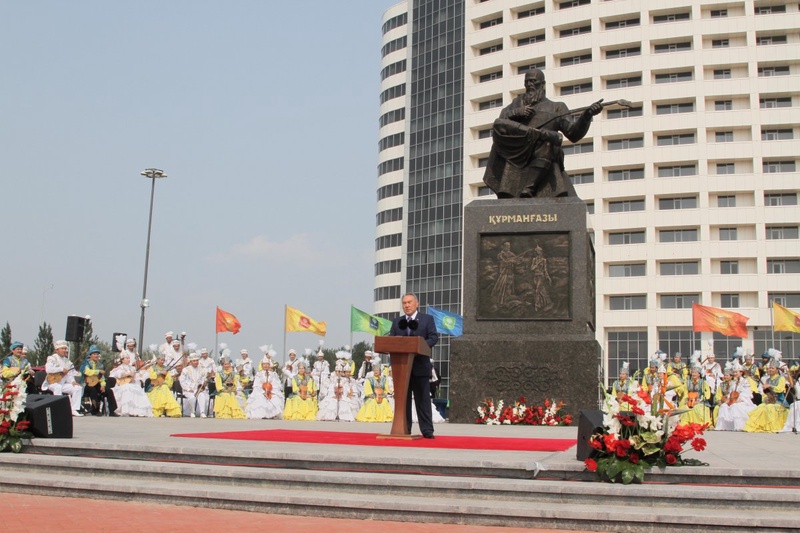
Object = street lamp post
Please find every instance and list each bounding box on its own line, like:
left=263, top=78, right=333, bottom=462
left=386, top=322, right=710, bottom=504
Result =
left=138, top=168, right=167, bottom=354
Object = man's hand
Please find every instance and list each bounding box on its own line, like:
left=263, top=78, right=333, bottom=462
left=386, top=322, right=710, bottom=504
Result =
left=510, top=104, right=534, bottom=120
left=585, top=99, right=604, bottom=117
left=538, top=129, right=562, bottom=146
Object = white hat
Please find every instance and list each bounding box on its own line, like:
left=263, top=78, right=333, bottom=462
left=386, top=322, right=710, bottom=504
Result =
left=365, top=351, right=373, bottom=358
left=126, top=338, right=136, bottom=345
left=240, top=349, right=248, bottom=355
left=188, top=353, right=199, bottom=361
left=165, top=331, right=174, bottom=338
left=288, top=349, right=297, bottom=355
left=200, top=348, right=208, bottom=354
left=172, top=339, right=181, bottom=346
left=54, top=340, right=68, bottom=349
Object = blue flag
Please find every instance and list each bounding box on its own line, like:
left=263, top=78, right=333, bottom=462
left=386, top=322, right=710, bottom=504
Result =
left=427, top=306, right=463, bottom=337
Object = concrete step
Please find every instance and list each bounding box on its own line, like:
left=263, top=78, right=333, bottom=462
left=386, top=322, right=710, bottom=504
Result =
left=3, top=453, right=799, bottom=514
left=2, top=470, right=798, bottom=532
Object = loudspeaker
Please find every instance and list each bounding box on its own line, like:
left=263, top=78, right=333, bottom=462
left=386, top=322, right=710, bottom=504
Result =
left=576, top=409, right=604, bottom=461
left=24, top=394, right=73, bottom=438
left=65, top=316, right=87, bottom=342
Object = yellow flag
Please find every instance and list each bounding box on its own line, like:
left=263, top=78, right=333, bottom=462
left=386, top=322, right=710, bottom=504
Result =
left=773, top=301, right=800, bottom=333
left=285, top=306, right=327, bottom=336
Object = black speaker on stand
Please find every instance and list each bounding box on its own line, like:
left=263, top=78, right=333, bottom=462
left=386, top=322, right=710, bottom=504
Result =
left=576, top=409, right=604, bottom=461
left=24, top=394, right=73, bottom=438
left=65, top=316, right=87, bottom=342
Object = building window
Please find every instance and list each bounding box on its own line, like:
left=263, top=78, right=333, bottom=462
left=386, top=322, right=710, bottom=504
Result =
left=605, top=17, right=640, bottom=29
left=761, top=129, right=794, bottom=141
left=479, top=71, right=503, bottom=83
left=375, top=207, right=402, bottom=225
left=609, top=199, right=645, bottom=213
left=608, top=168, right=644, bottom=181
left=712, top=39, right=729, bottom=49
left=561, top=82, right=593, bottom=95
left=610, top=295, right=647, bottom=310
left=606, top=47, right=641, bottom=59
left=657, top=164, right=696, bottom=177
left=380, top=60, right=406, bottom=81
left=561, top=53, right=592, bottom=67
left=518, top=7, right=545, bottom=19
left=517, top=34, right=545, bottom=46
left=719, top=227, right=738, bottom=241
left=607, top=106, right=643, bottom=119
left=721, top=260, right=739, bottom=274
left=713, top=69, right=731, bottom=79
left=375, top=233, right=402, bottom=251
left=378, top=132, right=404, bottom=152
left=756, top=5, right=787, bottom=15
left=379, top=107, right=405, bottom=128
left=608, top=331, right=648, bottom=380
left=609, top=263, right=646, bottom=277
left=765, top=193, right=798, bottom=206
left=660, top=261, right=699, bottom=275
left=608, top=137, right=643, bottom=150
left=381, top=36, right=407, bottom=58
left=768, top=259, right=800, bottom=274
left=656, top=102, right=694, bottom=114
left=559, top=25, right=591, bottom=38
left=376, top=182, right=403, bottom=201
left=478, top=128, right=493, bottom=139
left=562, top=141, right=594, bottom=155
left=763, top=161, right=797, bottom=173
left=757, top=35, right=788, bottom=45
left=609, top=231, right=645, bottom=245
left=517, top=61, right=546, bottom=74
left=659, top=229, right=698, bottom=242
left=653, top=12, right=691, bottom=23
left=767, top=226, right=799, bottom=240
left=710, top=9, right=728, bottom=18
left=379, top=84, right=406, bottom=104
left=479, top=44, right=503, bottom=55
left=760, top=97, right=792, bottom=108
left=714, top=100, right=733, bottom=111
left=586, top=202, right=594, bottom=214
left=479, top=98, right=503, bottom=111
left=659, top=197, right=697, bottom=210
left=717, top=195, right=736, bottom=207
left=655, top=71, right=693, bottom=84
left=559, top=0, right=589, bottom=8
left=657, top=133, right=696, bottom=146
left=382, top=12, right=407, bottom=34
left=658, top=330, right=701, bottom=362
left=654, top=42, right=692, bottom=53
left=758, top=66, right=790, bottom=77
left=715, top=131, right=734, bottom=142
left=374, top=285, right=401, bottom=302
left=377, top=157, right=404, bottom=176
left=661, top=294, right=700, bottom=309
left=716, top=163, right=735, bottom=175
left=479, top=17, right=503, bottom=29
left=374, top=259, right=402, bottom=276
left=570, top=171, right=594, bottom=185
left=721, top=293, right=740, bottom=308
left=606, top=76, right=641, bottom=89
left=477, top=157, right=489, bottom=168
left=769, top=293, right=800, bottom=308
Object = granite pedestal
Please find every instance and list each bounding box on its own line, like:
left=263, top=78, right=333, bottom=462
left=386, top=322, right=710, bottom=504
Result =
left=450, top=197, right=601, bottom=423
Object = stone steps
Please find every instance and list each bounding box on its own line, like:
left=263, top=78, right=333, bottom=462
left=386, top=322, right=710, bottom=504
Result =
left=3, top=453, right=800, bottom=531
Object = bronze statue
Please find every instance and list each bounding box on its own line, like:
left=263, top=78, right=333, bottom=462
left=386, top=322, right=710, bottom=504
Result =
left=483, top=69, right=613, bottom=199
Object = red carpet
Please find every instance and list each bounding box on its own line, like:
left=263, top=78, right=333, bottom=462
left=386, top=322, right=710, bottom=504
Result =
left=171, top=429, right=575, bottom=452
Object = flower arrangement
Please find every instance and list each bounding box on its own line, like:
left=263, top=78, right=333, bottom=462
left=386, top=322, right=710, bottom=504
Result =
left=0, top=374, right=32, bottom=453
left=584, top=385, right=708, bottom=484
left=476, top=396, right=572, bottom=426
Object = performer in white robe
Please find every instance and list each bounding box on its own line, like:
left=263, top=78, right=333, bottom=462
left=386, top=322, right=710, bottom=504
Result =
left=716, top=361, right=755, bottom=431
left=110, top=355, right=153, bottom=417
left=179, top=353, right=210, bottom=417
left=44, top=340, right=83, bottom=416
left=246, top=362, right=285, bottom=419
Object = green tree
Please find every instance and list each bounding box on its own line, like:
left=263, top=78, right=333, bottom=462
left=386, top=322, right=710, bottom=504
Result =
left=30, top=322, right=54, bottom=366
left=0, top=322, right=11, bottom=356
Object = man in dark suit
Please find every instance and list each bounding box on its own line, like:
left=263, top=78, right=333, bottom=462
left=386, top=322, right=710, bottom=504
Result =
left=389, top=292, right=439, bottom=438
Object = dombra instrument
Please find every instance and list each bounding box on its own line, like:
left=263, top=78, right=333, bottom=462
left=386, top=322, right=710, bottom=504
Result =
left=262, top=380, right=273, bottom=400
left=375, top=387, right=385, bottom=404
left=299, top=384, right=309, bottom=400
left=85, top=374, right=101, bottom=387
left=687, top=391, right=699, bottom=408
left=726, top=390, right=740, bottom=406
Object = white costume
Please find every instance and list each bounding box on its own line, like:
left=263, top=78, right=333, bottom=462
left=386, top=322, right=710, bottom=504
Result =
left=110, top=364, right=153, bottom=417
left=245, top=369, right=284, bottom=419
left=716, top=377, right=755, bottom=431
left=317, top=376, right=360, bottom=421
left=179, top=364, right=210, bottom=417
left=45, top=351, right=82, bottom=413
left=780, top=381, right=800, bottom=433
left=311, top=357, right=331, bottom=400
left=411, top=393, right=446, bottom=424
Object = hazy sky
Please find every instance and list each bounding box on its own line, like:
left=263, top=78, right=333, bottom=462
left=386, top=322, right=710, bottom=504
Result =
left=0, top=1, right=399, bottom=360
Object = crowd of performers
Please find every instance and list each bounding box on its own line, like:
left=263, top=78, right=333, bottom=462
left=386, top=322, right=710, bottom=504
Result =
left=0, top=331, right=445, bottom=424
left=611, top=347, right=800, bottom=433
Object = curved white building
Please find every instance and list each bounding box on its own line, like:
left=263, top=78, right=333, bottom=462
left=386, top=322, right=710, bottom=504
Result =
left=377, top=0, right=800, bottom=392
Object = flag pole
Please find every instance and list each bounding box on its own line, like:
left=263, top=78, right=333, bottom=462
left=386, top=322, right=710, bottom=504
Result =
left=771, top=301, right=776, bottom=349
left=283, top=304, right=288, bottom=365
left=214, top=306, right=219, bottom=362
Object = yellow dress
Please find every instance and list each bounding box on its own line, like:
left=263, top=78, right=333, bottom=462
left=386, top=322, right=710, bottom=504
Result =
left=679, top=378, right=712, bottom=426
left=283, top=374, right=318, bottom=420
left=214, top=371, right=246, bottom=419
left=356, top=376, right=394, bottom=422
left=745, top=376, right=789, bottom=432
left=147, top=367, right=181, bottom=417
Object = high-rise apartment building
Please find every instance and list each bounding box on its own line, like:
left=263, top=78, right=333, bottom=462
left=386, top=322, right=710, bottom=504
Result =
left=376, top=0, right=800, bottom=393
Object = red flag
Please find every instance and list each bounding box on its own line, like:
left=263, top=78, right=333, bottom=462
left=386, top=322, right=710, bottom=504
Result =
left=692, top=303, right=748, bottom=338
left=216, top=307, right=241, bottom=334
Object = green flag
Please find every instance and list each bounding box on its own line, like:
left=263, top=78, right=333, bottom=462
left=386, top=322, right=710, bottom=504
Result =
left=350, top=305, right=392, bottom=336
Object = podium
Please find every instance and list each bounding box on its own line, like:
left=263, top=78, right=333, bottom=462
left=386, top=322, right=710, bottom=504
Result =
left=374, top=336, right=430, bottom=439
